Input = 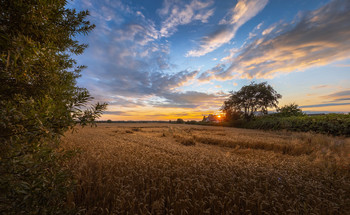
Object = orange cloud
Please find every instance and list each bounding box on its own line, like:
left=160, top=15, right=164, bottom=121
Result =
left=212, top=0, right=350, bottom=80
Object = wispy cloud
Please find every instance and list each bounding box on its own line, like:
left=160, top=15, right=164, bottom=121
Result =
left=150, top=91, right=227, bottom=109
left=104, top=111, right=130, bottom=115
left=198, top=64, right=226, bottom=82
left=327, top=90, right=350, bottom=98
left=323, top=90, right=350, bottom=101
left=76, top=0, right=201, bottom=108
left=159, top=0, right=214, bottom=37
left=186, top=0, right=268, bottom=57
left=300, top=103, right=350, bottom=108
left=301, top=89, right=350, bottom=109
left=220, top=0, right=350, bottom=79
left=311, top=85, right=329, bottom=89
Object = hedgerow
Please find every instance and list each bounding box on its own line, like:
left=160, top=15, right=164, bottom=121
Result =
left=242, top=114, right=350, bottom=136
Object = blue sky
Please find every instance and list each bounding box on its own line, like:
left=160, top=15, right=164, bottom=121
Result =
left=69, top=0, right=350, bottom=120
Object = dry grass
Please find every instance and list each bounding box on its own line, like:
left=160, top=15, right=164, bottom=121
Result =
left=61, top=123, right=350, bottom=214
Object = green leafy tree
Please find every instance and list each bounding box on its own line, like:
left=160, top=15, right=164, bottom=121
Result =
left=222, top=82, right=281, bottom=120
left=0, top=0, right=106, bottom=213
left=277, top=103, right=304, bottom=117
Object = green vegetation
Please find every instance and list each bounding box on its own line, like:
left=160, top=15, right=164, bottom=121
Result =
left=0, top=1, right=106, bottom=213
left=242, top=114, right=350, bottom=136
left=220, top=83, right=349, bottom=136
left=276, top=103, right=305, bottom=117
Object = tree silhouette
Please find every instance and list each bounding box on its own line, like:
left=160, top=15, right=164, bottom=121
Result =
left=222, top=82, right=281, bottom=120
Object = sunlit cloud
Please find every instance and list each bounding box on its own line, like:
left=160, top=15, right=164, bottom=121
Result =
left=300, top=89, right=350, bottom=111
left=311, top=85, right=329, bottom=89
left=159, top=0, right=214, bottom=37
left=149, top=91, right=227, bottom=109
left=323, top=90, right=350, bottom=101
left=220, top=0, right=350, bottom=79
left=300, top=103, right=350, bottom=108
left=186, top=0, right=268, bottom=57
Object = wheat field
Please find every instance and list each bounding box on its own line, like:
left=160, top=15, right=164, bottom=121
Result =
left=61, top=123, right=350, bottom=214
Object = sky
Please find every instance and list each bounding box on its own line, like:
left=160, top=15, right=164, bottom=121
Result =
left=69, top=0, right=350, bottom=121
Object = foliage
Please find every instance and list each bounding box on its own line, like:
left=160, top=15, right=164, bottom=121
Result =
left=221, top=82, right=281, bottom=120
left=0, top=144, right=77, bottom=214
left=185, top=120, right=198, bottom=125
left=0, top=0, right=106, bottom=213
left=242, top=114, right=350, bottom=136
left=176, top=118, right=185, bottom=124
left=276, top=103, right=304, bottom=117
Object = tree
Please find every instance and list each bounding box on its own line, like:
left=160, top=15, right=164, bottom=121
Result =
left=221, top=82, right=281, bottom=120
left=0, top=0, right=106, bottom=213
left=176, top=118, right=185, bottom=124
left=277, top=103, right=304, bottom=117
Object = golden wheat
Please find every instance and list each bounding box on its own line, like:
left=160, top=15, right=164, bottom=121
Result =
left=61, top=123, right=350, bottom=214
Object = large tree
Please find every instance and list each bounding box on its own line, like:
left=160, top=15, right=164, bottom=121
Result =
left=222, top=82, right=282, bottom=120
left=0, top=0, right=106, bottom=213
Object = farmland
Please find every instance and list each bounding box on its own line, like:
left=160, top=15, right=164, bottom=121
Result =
left=62, top=123, right=350, bottom=214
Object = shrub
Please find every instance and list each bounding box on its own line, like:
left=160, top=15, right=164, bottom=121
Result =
left=276, top=103, right=304, bottom=117
left=242, top=114, right=350, bottom=136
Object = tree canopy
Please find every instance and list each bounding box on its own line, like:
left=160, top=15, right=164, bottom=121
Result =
left=0, top=0, right=106, bottom=213
left=221, top=82, right=282, bottom=120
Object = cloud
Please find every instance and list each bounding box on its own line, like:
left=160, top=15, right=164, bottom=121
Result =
left=335, top=63, right=350, bottom=67
left=104, top=111, right=129, bottom=115
left=219, top=0, right=350, bottom=79
left=327, top=90, right=350, bottom=98
left=323, top=90, right=350, bottom=101
left=301, top=89, right=350, bottom=109
left=198, top=63, right=226, bottom=81
left=261, top=25, right=276, bottom=35
left=150, top=91, right=226, bottom=109
left=311, top=85, right=329, bottom=89
left=159, top=0, right=214, bottom=37
left=75, top=0, right=201, bottom=110
left=186, top=0, right=268, bottom=57
left=300, top=103, right=350, bottom=108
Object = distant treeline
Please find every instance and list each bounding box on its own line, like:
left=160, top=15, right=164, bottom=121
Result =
left=99, top=119, right=201, bottom=124
left=196, top=113, right=350, bottom=137
left=239, top=113, right=350, bottom=136
left=100, top=113, right=350, bottom=136
left=98, top=120, right=170, bottom=123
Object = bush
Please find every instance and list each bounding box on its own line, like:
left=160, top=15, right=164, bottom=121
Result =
left=276, top=103, right=304, bottom=117
left=241, top=114, right=350, bottom=136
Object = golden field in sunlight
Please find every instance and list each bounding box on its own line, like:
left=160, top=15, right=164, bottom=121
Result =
left=61, top=123, right=350, bottom=214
